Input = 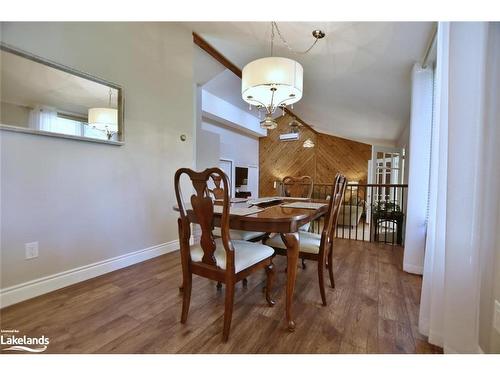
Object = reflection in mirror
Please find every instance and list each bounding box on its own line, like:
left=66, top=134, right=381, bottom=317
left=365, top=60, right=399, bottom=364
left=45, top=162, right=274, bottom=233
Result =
left=0, top=44, right=123, bottom=143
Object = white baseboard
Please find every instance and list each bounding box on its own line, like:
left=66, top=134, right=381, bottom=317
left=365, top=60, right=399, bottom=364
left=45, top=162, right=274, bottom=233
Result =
left=403, top=262, right=424, bottom=275
left=444, top=344, right=485, bottom=354
left=0, top=239, right=183, bottom=309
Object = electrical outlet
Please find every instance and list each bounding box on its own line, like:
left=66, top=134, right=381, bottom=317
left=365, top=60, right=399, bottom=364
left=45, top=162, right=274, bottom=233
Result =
left=25, top=242, right=39, bottom=260
left=494, top=300, right=500, bottom=334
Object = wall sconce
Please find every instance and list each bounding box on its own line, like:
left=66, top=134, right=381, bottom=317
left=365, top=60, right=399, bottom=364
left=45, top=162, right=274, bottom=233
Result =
left=273, top=180, right=283, bottom=195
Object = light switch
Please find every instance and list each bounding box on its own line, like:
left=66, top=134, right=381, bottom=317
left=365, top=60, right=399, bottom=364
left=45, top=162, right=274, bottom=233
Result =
left=25, top=241, right=39, bottom=259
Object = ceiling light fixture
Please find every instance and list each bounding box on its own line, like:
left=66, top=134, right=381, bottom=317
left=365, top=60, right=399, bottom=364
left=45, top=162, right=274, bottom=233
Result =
left=303, top=138, right=315, bottom=148
left=242, top=22, right=325, bottom=130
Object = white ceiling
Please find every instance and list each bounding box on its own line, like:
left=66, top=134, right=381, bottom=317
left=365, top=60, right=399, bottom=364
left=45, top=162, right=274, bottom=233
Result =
left=189, top=22, right=434, bottom=145
left=1, top=50, right=118, bottom=116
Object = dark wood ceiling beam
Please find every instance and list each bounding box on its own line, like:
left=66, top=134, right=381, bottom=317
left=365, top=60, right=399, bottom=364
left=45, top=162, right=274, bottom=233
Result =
left=193, top=32, right=242, bottom=77
left=192, top=31, right=317, bottom=134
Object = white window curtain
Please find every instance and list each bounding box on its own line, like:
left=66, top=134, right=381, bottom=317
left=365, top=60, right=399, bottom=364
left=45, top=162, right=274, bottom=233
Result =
left=402, top=64, right=434, bottom=275
left=418, top=22, right=500, bottom=353
left=418, top=22, right=449, bottom=348
left=28, top=105, right=58, bottom=131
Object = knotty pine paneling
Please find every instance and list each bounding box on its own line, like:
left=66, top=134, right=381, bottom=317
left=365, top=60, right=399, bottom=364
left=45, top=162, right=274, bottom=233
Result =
left=259, top=114, right=371, bottom=196
left=316, top=133, right=372, bottom=184
left=259, top=114, right=317, bottom=196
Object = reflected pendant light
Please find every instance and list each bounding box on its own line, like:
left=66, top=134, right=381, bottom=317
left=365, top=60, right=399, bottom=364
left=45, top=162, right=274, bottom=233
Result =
left=88, top=88, right=118, bottom=140
left=241, top=22, right=325, bottom=130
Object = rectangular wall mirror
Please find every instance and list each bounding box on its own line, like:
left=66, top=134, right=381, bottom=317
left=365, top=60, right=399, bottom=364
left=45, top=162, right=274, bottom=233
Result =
left=0, top=43, right=124, bottom=145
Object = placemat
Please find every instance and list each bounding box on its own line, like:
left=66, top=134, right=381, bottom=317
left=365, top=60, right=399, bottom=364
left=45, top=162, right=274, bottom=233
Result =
left=280, top=202, right=327, bottom=210
left=213, top=205, right=264, bottom=216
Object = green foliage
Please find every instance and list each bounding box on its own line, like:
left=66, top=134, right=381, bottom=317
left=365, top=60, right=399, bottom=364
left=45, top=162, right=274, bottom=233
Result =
left=372, top=200, right=401, bottom=213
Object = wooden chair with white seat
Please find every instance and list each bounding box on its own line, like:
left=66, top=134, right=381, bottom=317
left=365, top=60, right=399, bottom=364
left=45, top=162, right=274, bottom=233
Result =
left=175, top=167, right=276, bottom=341
left=265, top=173, right=347, bottom=306
left=281, top=175, right=314, bottom=268
left=282, top=175, right=314, bottom=199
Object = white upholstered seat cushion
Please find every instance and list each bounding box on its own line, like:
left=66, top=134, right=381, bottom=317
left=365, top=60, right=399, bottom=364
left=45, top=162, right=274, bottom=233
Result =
left=190, top=238, right=274, bottom=273
left=265, top=231, right=322, bottom=254
left=212, top=227, right=266, bottom=241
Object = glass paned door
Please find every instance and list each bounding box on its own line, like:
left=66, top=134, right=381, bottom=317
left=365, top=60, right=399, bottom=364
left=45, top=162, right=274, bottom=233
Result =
left=367, top=146, right=405, bottom=232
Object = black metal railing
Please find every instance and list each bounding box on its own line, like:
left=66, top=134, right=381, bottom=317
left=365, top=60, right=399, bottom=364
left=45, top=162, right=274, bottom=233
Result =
left=310, top=183, right=408, bottom=246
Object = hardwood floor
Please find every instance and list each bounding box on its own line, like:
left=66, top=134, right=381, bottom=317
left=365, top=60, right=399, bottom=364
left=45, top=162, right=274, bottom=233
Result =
left=0, top=239, right=442, bottom=354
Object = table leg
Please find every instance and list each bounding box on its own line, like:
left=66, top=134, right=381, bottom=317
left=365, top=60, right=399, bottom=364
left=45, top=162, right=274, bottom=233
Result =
left=280, top=232, right=299, bottom=332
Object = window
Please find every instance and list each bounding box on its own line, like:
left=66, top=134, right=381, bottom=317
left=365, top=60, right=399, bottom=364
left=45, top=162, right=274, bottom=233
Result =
left=55, top=114, right=107, bottom=140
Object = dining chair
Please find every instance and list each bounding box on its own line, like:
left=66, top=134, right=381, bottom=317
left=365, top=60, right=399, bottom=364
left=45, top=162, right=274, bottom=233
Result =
left=282, top=175, right=314, bottom=198
left=175, top=167, right=276, bottom=341
left=208, top=174, right=266, bottom=242
left=282, top=175, right=314, bottom=266
left=265, top=173, right=347, bottom=306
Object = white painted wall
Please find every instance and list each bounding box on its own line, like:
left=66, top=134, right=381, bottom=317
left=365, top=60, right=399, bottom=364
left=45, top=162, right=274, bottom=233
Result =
left=195, top=84, right=260, bottom=198
left=201, top=89, right=265, bottom=137
left=202, top=121, right=258, bottom=167
left=0, top=22, right=195, bottom=290
left=201, top=119, right=259, bottom=197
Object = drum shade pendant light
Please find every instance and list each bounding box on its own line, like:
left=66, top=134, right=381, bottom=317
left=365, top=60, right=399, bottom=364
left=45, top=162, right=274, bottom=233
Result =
left=88, top=88, right=118, bottom=140
left=242, top=22, right=325, bottom=130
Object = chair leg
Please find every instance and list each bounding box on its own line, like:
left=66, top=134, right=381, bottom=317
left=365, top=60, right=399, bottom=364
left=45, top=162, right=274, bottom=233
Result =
left=242, top=278, right=248, bottom=288
left=222, top=280, right=235, bottom=342
left=318, top=256, right=327, bottom=306
left=328, top=246, right=335, bottom=289
left=265, top=263, right=276, bottom=306
left=301, top=258, right=307, bottom=269
left=216, top=281, right=222, bottom=290
left=181, top=273, right=192, bottom=323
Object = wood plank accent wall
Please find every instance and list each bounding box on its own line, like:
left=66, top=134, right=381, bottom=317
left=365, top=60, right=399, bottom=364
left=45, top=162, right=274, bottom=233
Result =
left=259, top=114, right=372, bottom=196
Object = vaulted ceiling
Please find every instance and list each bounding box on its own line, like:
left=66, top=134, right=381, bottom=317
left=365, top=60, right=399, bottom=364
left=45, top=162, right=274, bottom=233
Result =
left=189, top=22, right=434, bottom=146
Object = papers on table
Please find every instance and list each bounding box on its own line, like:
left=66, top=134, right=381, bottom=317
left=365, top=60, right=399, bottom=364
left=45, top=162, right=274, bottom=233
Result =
left=247, top=197, right=283, bottom=206
left=214, top=197, right=248, bottom=203
left=280, top=202, right=327, bottom=210
left=213, top=205, right=264, bottom=216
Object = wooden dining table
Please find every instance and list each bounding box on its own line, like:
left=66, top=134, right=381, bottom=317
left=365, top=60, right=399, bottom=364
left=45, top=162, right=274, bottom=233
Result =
left=174, top=197, right=328, bottom=331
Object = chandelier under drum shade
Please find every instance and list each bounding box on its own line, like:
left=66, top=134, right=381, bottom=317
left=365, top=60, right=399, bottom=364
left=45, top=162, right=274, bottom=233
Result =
left=242, top=57, right=303, bottom=129
left=241, top=22, right=325, bottom=130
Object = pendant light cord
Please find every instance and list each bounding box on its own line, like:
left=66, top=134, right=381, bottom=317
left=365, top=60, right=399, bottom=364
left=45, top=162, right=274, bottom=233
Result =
left=270, top=22, right=275, bottom=56
left=271, top=21, right=322, bottom=55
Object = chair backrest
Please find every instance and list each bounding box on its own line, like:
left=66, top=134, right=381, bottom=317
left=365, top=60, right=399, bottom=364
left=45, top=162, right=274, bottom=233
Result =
left=321, top=174, right=347, bottom=245
left=282, top=175, right=313, bottom=198
left=174, top=168, right=235, bottom=270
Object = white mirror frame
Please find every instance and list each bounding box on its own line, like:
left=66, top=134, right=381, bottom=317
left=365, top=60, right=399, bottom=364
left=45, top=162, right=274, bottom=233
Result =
left=0, top=42, right=124, bottom=146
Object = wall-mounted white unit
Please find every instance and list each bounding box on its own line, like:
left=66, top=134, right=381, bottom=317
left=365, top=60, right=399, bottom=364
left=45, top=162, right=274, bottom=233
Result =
left=279, top=132, right=300, bottom=141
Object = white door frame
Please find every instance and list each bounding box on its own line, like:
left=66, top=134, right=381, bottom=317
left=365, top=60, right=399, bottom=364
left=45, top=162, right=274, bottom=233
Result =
left=219, top=158, right=234, bottom=198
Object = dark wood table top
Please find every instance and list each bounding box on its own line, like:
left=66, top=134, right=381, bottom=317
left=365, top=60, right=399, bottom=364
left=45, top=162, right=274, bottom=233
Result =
left=174, top=198, right=328, bottom=233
